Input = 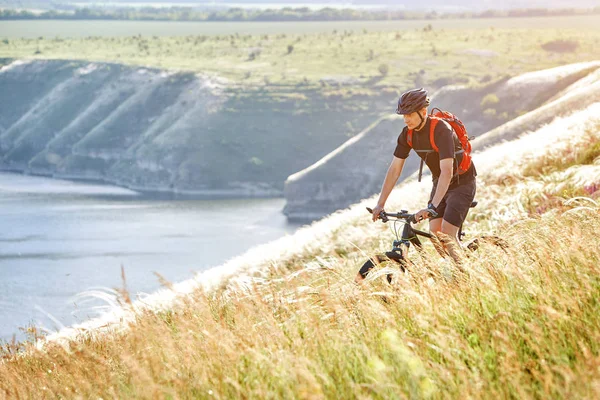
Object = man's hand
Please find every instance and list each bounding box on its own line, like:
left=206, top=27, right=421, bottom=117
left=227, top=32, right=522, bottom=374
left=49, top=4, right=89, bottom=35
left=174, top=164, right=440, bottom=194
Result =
left=414, top=208, right=432, bottom=223
left=371, top=205, right=384, bottom=222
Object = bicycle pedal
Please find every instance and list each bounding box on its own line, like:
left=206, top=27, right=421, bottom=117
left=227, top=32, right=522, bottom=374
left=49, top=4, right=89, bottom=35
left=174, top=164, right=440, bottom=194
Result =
left=385, top=251, right=403, bottom=261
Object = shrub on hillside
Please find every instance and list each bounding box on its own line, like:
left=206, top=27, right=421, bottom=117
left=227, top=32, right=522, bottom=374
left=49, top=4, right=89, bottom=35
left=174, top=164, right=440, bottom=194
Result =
left=481, top=93, right=500, bottom=108
left=483, top=108, right=497, bottom=117
left=378, top=64, right=389, bottom=76
left=287, top=44, right=294, bottom=54
left=541, top=39, right=579, bottom=53
left=480, top=74, right=492, bottom=83
left=248, top=48, right=261, bottom=61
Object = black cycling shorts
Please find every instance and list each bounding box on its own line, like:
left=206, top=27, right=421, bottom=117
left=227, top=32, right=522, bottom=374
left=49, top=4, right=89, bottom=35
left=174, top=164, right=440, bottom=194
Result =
left=429, top=178, right=476, bottom=227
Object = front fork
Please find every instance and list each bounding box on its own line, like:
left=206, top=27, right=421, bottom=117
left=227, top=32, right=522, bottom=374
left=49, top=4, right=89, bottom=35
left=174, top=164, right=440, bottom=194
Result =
left=358, top=224, right=429, bottom=283
left=385, top=223, right=423, bottom=265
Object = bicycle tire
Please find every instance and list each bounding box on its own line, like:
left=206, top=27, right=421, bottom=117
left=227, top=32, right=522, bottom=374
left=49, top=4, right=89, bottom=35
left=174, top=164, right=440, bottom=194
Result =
left=358, top=253, right=407, bottom=283
left=466, top=235, right=509, bottom=252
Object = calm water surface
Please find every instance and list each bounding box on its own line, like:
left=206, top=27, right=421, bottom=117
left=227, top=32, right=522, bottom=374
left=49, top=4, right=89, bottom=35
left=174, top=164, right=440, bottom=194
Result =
left=0, top=172, right=300, bottom=341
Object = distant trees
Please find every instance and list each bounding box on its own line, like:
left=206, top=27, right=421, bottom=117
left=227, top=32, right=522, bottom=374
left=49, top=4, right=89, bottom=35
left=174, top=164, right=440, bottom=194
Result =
left=1, top=6, right=599, bottom=22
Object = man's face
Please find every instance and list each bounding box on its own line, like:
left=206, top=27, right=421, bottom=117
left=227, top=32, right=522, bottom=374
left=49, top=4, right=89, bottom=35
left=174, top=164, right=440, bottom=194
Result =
left=403, top=108, right=426, bottom=130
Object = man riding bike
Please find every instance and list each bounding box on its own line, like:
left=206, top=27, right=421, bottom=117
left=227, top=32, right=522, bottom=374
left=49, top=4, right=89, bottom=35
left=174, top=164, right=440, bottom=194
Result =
left=355, top=88, right=477, bottom=283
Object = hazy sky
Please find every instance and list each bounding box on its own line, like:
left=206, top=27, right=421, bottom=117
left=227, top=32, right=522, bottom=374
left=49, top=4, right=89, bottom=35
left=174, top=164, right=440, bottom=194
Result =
left=20, top=0, right=600, bottom=9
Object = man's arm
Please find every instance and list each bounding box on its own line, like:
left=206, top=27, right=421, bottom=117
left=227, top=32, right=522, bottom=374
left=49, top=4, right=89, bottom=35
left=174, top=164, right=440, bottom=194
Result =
left=371, top=156, right=406, bottom=221
left=430, top=158, right=453, bottom=208
left=414, top=158, right=453, bottom=223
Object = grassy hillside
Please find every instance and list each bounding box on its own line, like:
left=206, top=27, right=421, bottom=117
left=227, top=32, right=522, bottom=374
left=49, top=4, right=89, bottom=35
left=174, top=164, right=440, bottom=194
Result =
left=1, top=103, right=599, bottom=397
left=281, top=61, right=600, bottom=221
left=2, top=27, right=599, bottom=87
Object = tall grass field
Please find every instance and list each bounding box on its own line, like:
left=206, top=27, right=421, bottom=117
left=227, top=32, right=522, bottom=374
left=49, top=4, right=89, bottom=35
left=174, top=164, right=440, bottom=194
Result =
left=0, top=86, right=599, bottom=399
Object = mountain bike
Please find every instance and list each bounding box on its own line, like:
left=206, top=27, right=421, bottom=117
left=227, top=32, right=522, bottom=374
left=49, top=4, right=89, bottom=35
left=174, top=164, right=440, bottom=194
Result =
left=357, top=202, right=508, bottom=282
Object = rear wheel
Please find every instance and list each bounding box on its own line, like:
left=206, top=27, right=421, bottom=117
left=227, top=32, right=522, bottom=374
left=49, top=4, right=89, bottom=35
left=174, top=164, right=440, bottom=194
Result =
left=465, top=235, right=509, bottom=252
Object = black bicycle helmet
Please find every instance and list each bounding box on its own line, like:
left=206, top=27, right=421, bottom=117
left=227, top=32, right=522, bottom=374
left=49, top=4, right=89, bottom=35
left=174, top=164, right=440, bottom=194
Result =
left=396, top=88, right=430, bottom=115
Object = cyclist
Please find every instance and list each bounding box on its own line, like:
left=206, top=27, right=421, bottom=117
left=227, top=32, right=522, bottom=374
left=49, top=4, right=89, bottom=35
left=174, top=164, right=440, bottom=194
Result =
left=355, top=88, right=477, bottom=283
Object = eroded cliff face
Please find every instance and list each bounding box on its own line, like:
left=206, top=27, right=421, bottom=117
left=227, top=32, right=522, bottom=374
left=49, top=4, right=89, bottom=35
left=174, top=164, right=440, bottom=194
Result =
left=5, top=58, right=599, bottom=213
left=0, top=59, right=393, bottom=197
left=282, top=116, right=416, bottom=221
left=283, top=61, right=600, bottom=221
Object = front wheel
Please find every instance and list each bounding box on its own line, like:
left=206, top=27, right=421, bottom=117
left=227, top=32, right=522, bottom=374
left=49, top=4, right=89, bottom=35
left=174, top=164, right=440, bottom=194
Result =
left=357, top=253, right=406, bottom=284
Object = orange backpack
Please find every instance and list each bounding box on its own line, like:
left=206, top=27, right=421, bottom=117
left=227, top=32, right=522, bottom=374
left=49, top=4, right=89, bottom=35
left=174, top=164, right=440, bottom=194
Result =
left=406, top=108, right=473, bottom=182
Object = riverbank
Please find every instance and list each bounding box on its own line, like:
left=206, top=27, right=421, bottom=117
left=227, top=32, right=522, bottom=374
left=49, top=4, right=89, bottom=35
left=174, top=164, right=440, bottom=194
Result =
left=0, top=167, right=285, bottom=198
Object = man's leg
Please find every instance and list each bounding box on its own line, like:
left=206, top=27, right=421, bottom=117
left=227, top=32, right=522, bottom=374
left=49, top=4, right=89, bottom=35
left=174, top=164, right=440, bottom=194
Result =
left=429, top=218, right=447, bottom=257
left=436, top=179, right=476, bottom=267
left=438, top=220, right=464, bottom=267
left=430, top=217, right=463, bottom=263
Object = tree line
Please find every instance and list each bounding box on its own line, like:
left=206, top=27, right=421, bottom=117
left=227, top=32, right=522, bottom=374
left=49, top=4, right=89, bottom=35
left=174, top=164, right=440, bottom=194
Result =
left=1, top=6, right=599, bottom=21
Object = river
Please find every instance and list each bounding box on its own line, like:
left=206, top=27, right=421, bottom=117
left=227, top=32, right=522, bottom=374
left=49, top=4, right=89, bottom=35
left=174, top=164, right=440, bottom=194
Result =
left=0, top=172, right=300, bottom=341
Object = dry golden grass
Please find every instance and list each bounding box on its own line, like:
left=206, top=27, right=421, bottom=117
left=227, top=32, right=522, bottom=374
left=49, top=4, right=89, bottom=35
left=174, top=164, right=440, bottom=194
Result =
left=1, top=107, right=600, bottom=399
left=1, top=205, right=599, bottom=399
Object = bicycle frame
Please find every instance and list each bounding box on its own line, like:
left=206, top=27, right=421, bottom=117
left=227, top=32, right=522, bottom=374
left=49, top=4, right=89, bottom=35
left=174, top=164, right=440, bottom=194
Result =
left=358, top=211, right=435, bottom=282
left=384, top=215, right=433, bottom=262
left=359, top=202, right=482, bottom=283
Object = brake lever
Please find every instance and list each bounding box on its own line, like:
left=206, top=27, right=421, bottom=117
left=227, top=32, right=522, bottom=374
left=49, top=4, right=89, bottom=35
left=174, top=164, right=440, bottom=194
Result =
left=409, top=209, right=438, bottom=224
left=366, top=207, right=388, bottom=223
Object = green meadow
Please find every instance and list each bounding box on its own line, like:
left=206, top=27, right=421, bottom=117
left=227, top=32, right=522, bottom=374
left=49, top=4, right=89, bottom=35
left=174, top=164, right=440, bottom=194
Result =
left=2, top=24, right=599, bottom=89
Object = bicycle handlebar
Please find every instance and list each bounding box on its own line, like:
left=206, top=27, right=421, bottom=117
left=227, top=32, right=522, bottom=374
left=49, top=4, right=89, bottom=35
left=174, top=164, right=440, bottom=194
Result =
left=366, top=207, right=438, bottom=224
